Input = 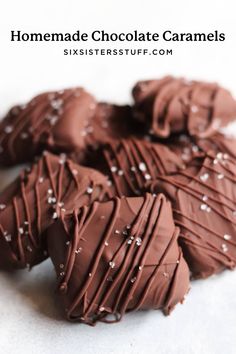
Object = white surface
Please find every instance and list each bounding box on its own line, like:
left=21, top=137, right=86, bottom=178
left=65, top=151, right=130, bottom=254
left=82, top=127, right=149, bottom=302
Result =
left=0, top=1, right=236, bottom=353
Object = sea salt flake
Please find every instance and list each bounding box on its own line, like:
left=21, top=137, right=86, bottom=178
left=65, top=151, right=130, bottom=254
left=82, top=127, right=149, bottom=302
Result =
left=75, top=247, right=82, bottom=254
left=109, top=261, right=115, bottom=269
left=139, top=162, right=147, bottom=172
left=221, top=243, right=228, bottom=252
left=4, top=125, right=13, bottom=134
left=136, top=237, right=142, bottom=246
left=224, top=234, right=232, bottom=240
left=200, top=173, right=209, bottom=182
left=48, top=197, right=57, bottom=204
left=145, top=174, right=151, bottom=180
left=86, top=187, right=93, bottom=194
left=216, top=152, right=223, bottom=160
left=5, top=234, right=12, bottom=242
left=111, top=166, right=117, bottom=173
left=49, top=116, right=58, bottom=126
left=51, top=98, right=63, bottom=110
left=72, top=169, right=78, bottom=175
left=118, top=170, right=124, bottom=176
left=130, top=277, right=137, bottom=283
left=217, top=173, right=224, bottom=180
left=192, top=145, right=199, bottom=153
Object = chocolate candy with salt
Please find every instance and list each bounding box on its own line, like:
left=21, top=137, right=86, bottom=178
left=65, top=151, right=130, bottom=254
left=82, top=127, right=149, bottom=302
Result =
left=148, top=153, right=236, bottom=278
left=132, top=76, right=236, bottom=138
left=47, top=193, right=190, bottom=325
left=85, top=138, right=184, bottom=197
left=0, top=88, right=96, bottom=166
left=0, top=152, right=109, bottom=269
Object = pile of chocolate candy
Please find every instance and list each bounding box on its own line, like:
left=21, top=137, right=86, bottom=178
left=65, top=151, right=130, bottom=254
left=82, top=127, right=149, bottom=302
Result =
left=0, top=76, right=236, bottom=325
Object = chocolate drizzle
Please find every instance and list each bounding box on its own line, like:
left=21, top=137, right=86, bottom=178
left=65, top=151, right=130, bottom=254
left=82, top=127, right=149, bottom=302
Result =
left=132, top=77, right=236, bottom=138
left=148, top=151, right=236, bottom=278
left=0, top=152, right=109, bottom=269
left=86, top=138, right=184, bottom=197
left=47, top=193, right=189, bottom=325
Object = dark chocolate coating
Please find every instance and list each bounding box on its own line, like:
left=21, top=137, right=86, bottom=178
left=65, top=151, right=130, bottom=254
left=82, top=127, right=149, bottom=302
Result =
left=0, top=88, right=96, bottom=166
left=47, top=193, right=189, bottom=325
left=85, top=138, right=185, bottom=197
left=132, top=76, right=236, bottom=138
left=0, top=152, right=109, bottom=269
left=148, top=152, right=236, bottom=279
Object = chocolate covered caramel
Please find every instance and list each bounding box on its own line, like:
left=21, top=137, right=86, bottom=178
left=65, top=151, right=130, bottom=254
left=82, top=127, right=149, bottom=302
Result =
left=0, top=152, right=109, bottom=269
left=47, top=193, right=189, bottom=325
left=148, top=152, right=236, bottom=278
left=132, top=76, right=236, bottom=138
left=85, top=138, right=184, bottom=197
left=0, top=88, right=96, bottom=165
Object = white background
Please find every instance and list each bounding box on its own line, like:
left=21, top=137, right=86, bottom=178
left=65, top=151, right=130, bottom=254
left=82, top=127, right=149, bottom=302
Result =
left=0, top=1, right=236, bottom=353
